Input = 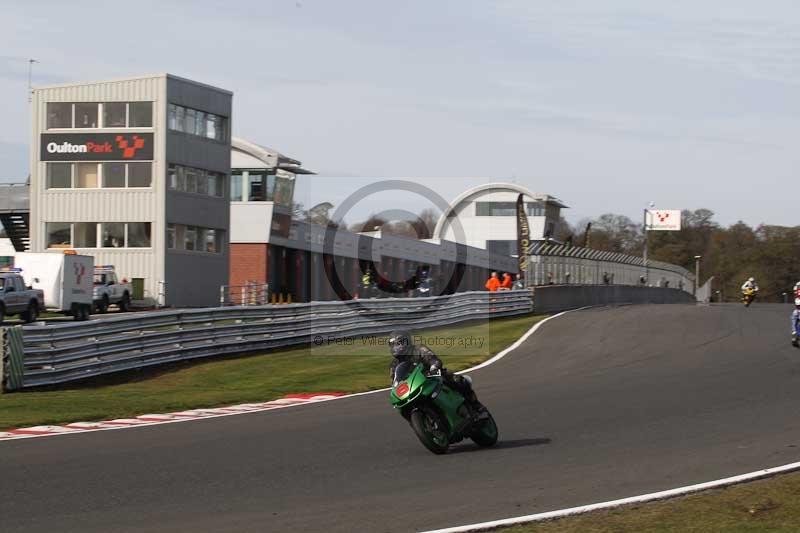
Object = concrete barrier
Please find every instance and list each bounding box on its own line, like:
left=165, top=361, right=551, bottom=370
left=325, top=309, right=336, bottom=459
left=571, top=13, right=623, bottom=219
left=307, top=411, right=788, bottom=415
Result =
left=531, top=285, right=695, bottom=314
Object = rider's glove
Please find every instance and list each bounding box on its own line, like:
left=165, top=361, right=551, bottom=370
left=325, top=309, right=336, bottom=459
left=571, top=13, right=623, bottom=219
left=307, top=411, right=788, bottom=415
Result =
left=430, top=364, right=440, bottom=373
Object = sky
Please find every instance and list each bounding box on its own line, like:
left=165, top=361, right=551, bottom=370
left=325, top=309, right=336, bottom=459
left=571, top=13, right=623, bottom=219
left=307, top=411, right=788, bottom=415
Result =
left=1, top=0, right=798, bottom=227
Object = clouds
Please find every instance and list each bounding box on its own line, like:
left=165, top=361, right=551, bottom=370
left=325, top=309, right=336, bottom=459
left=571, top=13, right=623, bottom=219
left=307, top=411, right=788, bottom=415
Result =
left=0, top=0, right=797, bottom=227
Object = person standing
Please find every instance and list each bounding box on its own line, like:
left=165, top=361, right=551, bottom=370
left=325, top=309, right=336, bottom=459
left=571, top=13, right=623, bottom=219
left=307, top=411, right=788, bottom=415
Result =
left=500, top=272, right=513, bottom=290
left=485, top=271, right=501, bottom=292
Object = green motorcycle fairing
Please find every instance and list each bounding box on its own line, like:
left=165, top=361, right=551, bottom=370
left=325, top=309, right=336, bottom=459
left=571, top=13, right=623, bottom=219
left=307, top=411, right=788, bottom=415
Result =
left=390, top=361, right=469, bottom=435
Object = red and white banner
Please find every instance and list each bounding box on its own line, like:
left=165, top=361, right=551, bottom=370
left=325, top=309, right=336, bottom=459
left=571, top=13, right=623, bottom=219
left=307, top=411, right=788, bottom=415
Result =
left=646, top=209, right=682, bottom=231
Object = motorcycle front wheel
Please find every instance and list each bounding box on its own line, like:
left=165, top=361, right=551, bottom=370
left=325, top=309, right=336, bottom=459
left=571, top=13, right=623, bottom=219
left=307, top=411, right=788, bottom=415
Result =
left=410, top=408, right=449, bottom=455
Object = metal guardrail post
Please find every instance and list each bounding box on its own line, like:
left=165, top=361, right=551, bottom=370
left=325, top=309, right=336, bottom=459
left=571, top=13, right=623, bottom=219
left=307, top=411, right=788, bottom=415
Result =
left=1, top=327, right=25, bottom=392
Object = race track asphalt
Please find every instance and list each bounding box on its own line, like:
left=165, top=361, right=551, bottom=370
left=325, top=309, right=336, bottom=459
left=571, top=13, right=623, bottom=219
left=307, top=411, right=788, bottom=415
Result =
left=2, top=303, right=800, bottom=533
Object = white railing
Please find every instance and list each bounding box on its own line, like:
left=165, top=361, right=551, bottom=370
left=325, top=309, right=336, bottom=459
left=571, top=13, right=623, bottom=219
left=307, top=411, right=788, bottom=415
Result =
left=528, top=242, right=694, bottom=291
left=2, top=291, right=532, bottom=390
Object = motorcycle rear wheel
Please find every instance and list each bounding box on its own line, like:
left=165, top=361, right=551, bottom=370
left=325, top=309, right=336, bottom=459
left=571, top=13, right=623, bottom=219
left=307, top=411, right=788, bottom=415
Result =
left=410, top=408, right=449, bottom=455
left=471, top=411, right=499, bottom=447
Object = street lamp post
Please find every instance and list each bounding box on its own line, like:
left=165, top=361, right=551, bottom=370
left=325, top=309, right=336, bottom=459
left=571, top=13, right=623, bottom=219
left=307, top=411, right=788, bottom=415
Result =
left=694, top=255, right=702, bottom=297
left=643, top=202, right=654, bottom=285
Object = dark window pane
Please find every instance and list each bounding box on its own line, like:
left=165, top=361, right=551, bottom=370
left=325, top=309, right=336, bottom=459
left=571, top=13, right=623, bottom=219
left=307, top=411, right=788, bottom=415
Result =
left=167, top=224, right=177, bottom=249
left=184, top=226, right=197, bottom=251
left=103, top=103, right=126, bottom=127
left=129, top=102, right=152, bottom=127
left=46, top=223, right=71, bottom=248
left=73, top=223, right=97, bottom=247
left=128, top=223, right=151, bottom=247
left=197, top=170, right=208, bottom=195
left=103, top=162, right=126, bottom=188
left=128, top=162, right=152, bottom=187
left=47, top=103, right=72, bottom=128
left=231, top=173, right=243, bottom=201
left=249, top=173, right=265, bottom=201
left=74, top=103, right=98, bottom=128
left=46, top=163, right=72, bottom=188
left=102, top=223, right=125, bottom=248
left=185, top=108, right=196, bottom=136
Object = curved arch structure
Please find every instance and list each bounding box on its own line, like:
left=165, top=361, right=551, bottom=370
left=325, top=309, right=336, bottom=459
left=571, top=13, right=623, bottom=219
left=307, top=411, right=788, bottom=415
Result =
left=433, top=182, right=567, bottom=252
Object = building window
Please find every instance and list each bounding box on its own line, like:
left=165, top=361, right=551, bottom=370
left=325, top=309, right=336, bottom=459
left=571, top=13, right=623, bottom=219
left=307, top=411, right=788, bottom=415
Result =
left=103, top=102, right=127, bottom=127
left=475, top=202, right=517, bottom=216
left=128, top=162, right=152, bottom=187
left=248, top=173, right=265, bottom=201
left=46, top=223, right=71, bottom=248
left=127, top=222, right=151, bottom=247
left=102, top=222, right=125, bottom=248
left=487, top=240, right=516, bottom=257
left=47, top=162, right=151, bottom=189
left=230, top=173, right=243, bottom=201
left=47, top=102, right=153, bottom=129
left=75, top=163, right=99, bottom=188
left=103, top=162, right=126, bottom=188
left=526, top=202, right=545, bottom=217
left=167, top=103, right=227, bottom=141
left=47, top=222, right=153, bottom=248
left=47, top=103, right=72, bottom=129
left=46, top=163, right=72, bottom=188
left=184, top=226, right=197, bottom=251
left=73, top=222, right=98, bottom=248
left=167, top=224, right=177, bottom=249
left=168, top=164, right=225, bottom=198
left=168, top=223, right=224, bottom=253
left=129, top=102, right=153, bottom=127
left=185, top=108, right=197, bottom=136
left=202, top=228, right=218, bottom=253
left=74, top=103, right=99, bottom=128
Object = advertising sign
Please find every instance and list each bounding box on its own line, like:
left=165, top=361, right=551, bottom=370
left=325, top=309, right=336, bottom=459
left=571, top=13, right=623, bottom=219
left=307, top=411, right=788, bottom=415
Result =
left=646, top=209, right=682, bottom=231
left=516, top=193, right=530, bottom=275
left=40, top=133, right=154, bottom=161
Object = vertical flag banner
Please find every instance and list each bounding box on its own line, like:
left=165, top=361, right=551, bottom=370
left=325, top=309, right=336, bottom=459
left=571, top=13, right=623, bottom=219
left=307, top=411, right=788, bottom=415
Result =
left=516, top=194, right=530, bottom=276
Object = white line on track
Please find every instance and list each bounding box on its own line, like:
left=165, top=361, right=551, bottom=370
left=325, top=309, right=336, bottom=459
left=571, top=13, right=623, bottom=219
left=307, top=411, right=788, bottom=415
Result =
left=419, top=460, right=800, bottom=533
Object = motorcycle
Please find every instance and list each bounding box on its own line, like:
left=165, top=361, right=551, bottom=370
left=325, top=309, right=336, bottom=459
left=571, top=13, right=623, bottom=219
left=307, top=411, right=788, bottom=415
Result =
left=414, top=278, right=433, bottom=298
left=390, top=361, right=498, bottom=454
left=742, top=287, right=757, bottom=307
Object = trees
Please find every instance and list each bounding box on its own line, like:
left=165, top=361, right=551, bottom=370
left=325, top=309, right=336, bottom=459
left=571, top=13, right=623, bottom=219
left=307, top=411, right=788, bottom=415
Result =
left=580, top=208, right=799, bottom=301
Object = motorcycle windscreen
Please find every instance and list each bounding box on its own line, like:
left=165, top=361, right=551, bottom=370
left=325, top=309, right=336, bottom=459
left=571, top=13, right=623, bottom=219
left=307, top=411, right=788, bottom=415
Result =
left=392, top=361, right=415, bottom=386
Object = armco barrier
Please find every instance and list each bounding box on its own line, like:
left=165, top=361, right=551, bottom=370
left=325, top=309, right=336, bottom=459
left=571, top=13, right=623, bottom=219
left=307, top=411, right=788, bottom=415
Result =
left=3, top=291, right=532, bottom=391
left=532, top=285, right=695, bottom=314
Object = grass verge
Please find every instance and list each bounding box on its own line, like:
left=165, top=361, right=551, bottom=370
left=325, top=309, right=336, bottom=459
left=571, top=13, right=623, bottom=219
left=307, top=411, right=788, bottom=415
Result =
left=0, top=313, right=544, bottom=430
left=498, top=470, right=800, bottom=533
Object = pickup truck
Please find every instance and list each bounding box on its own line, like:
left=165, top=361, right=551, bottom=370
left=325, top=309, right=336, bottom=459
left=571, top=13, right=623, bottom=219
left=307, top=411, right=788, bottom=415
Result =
left=0, top=272, right=44, bottom=324
left=93, top=266, right=131, bottom=313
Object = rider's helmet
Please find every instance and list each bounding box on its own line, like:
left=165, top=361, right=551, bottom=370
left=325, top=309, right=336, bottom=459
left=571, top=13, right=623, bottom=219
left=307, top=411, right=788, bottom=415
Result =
left=388, top=330, right=413, bottom=358
left=748, top=277, right=755, bottom=283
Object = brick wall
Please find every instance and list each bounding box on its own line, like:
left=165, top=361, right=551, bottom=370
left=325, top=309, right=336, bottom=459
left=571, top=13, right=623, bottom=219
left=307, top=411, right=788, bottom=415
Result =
left=229, top=243, right=268, bottom=286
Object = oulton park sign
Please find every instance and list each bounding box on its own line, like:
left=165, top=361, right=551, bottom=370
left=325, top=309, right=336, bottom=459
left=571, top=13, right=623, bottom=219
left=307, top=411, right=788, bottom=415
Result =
left=40, top=133, right=154, bottom=161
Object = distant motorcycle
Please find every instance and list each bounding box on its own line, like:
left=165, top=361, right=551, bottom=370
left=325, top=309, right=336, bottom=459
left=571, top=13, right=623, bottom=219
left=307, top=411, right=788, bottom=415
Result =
left=742, top=287, right=757, bottom=307
left=414, top=278, right=432, bottom=298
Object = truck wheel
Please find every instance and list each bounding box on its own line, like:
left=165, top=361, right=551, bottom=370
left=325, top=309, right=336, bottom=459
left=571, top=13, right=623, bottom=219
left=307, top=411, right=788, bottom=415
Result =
left=22, top=302, right=38, bottom=324
left=119, top=292, right=130, bottom=312
left=96, top=296, right=109, bottom=314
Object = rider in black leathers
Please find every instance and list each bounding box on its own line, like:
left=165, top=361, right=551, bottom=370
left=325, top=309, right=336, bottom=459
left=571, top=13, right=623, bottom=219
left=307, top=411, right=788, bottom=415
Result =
left=388, top=329, right=483, bottom=411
